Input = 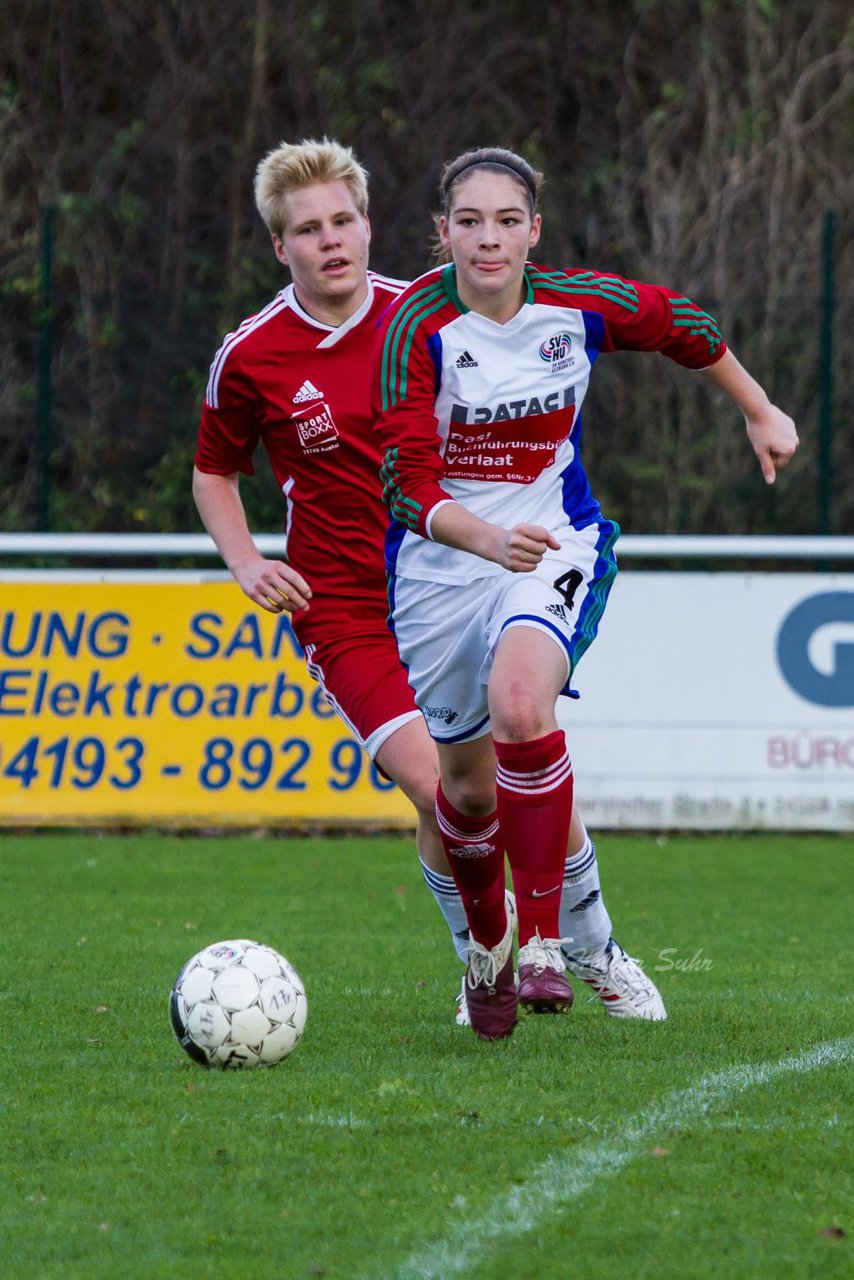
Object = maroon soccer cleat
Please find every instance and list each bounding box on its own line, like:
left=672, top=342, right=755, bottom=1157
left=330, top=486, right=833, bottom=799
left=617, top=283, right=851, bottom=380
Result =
left=517, top=936, right=574, bottom=1014
left=464, top=907, right=517, bottom=1040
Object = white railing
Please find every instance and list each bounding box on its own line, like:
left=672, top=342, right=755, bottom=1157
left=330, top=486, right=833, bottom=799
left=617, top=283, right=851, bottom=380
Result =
left=0, top=532, right=853, bottom=559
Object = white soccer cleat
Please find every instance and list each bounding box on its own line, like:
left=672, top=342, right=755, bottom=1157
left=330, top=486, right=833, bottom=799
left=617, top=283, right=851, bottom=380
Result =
left=504, top=888, right=518, bottom=936
left=455, top=973, right=471, bottom=1027
left=563, top=939, right=667, bottom=1020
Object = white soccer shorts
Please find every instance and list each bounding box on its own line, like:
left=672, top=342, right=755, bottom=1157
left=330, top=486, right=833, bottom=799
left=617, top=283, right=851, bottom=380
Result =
left=391, top=519, right=619, bottom=743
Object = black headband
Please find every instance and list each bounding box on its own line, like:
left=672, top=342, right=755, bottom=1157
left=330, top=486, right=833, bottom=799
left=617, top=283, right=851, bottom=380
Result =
left=447, top=159, right=538, bottom=205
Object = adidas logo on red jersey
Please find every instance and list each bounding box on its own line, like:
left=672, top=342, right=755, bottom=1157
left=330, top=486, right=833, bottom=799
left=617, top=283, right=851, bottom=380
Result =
left=293, top=379, right=323, bottom=403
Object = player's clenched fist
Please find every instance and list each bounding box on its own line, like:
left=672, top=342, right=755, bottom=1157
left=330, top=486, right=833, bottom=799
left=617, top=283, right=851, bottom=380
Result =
left=493, top=524, right=561, bottom=573
left=746, top=405, right=799, bottom=485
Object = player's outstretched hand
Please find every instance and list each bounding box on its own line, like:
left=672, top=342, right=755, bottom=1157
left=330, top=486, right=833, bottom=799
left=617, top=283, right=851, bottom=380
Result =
left=493, top=524, right=561, bottom=573
left=746, top=404, right=799, bottom=485
left=234, top=558, right=312, bottom=614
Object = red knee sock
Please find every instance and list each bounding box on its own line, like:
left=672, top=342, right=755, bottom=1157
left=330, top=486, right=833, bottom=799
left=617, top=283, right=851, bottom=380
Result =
left=494, top=730, right=573, bottom=946
left=435, top=783, right=507, bottom=950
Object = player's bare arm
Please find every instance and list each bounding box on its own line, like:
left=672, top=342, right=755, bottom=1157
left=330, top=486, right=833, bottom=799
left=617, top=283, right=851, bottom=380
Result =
left=430, top=501, right=560, bottom=572
left=192, top=467, right=312, bottom=614
left=701, top=349, right=799, bottom=485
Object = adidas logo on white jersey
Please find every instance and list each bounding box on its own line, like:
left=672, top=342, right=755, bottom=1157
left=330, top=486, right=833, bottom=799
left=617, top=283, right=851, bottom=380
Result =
left=293, top=379, right=324, bottom=403
left=455, top=350, right=478, bottom=368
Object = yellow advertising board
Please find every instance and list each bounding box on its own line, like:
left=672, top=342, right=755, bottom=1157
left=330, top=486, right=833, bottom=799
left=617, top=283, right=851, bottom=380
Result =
left=0, top=578, right=413, bottom=826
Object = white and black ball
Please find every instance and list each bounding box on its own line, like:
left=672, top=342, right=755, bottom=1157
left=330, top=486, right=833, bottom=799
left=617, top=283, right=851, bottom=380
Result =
left=170, top=939, right=307, bottom=1068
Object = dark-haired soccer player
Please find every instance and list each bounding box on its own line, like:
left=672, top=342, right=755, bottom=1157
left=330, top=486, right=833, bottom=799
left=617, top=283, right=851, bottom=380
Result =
left=373, top=145, right=797, bottom=1039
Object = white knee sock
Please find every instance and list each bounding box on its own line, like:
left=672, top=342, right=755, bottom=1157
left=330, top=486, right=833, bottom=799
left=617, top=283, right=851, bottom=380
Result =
left=420, top=859, right=470, bottom=963
left=558, top=833, right=612, bottom=964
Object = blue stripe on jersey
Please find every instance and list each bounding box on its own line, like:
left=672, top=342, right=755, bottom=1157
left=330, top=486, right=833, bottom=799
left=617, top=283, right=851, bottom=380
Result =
left=558, top=312, right=605, bottom=531
left=582, top=309, right=606, bottom=366
left=426, top=332, right=444, bottom=397
left=384, top=518, right=407, bottom=577
left=560, top=416, right=602, bottom=530
left=383, top=520, right=408, bottom=631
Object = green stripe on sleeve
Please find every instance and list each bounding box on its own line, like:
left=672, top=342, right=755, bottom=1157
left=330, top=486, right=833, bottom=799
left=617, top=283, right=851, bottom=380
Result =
left=380, top=282, right=446, bottom=410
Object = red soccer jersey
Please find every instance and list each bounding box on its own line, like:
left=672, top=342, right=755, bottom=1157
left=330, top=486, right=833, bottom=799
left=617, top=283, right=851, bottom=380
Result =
left=195, top=272, right=407, bottom=641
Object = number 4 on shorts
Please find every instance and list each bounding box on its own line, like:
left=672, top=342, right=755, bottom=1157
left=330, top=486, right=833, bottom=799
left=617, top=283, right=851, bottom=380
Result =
left=552, top=569, right=584, bottom=611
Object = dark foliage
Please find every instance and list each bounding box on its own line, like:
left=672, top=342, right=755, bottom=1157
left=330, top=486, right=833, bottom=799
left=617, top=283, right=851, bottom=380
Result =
left=1, top=0, right=851, bottom=535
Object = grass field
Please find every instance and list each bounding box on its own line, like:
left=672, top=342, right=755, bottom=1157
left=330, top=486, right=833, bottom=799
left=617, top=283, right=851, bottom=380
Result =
left=0, top=830, right=851, bottom=1279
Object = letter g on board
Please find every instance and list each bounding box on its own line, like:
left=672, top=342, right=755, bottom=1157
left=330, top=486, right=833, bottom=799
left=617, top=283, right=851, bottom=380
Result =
left=776, top=592, right=854, bottom=708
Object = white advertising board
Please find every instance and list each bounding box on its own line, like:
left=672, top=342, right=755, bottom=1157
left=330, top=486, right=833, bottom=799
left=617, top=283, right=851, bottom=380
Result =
left=562, top=572, right=854, bottom=831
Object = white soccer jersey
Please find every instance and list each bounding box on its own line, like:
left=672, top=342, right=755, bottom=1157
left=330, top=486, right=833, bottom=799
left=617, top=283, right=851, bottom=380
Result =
left=374, top=263, right=726, bottom=585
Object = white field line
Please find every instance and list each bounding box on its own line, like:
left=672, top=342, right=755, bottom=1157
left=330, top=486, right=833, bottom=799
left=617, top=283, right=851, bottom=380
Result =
left=387, top=1036, right=853, bottom=1280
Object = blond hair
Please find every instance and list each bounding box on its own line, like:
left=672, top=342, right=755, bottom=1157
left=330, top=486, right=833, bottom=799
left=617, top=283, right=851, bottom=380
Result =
left=254, top=138, right=369, bottom=238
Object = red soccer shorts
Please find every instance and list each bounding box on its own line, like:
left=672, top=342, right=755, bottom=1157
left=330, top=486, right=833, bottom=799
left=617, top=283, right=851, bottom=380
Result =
left=301, top=622, right=420, bottom=759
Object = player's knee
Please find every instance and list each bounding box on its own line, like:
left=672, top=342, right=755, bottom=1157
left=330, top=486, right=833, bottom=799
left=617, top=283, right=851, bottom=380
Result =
left=491, top=694, right=553, bottom=743
left=491, top=680, right=558, bottom=742
left=438, top=772, right=495, bottom=818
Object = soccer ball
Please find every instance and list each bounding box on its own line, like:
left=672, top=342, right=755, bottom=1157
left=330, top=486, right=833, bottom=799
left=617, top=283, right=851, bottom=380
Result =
left=169, top=939, right=307, bottom=1068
